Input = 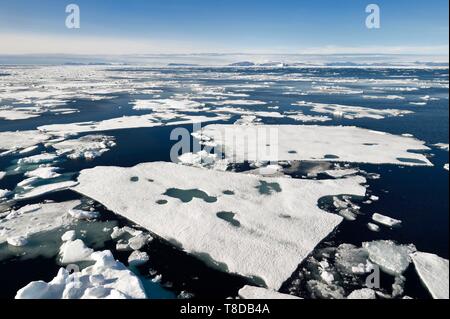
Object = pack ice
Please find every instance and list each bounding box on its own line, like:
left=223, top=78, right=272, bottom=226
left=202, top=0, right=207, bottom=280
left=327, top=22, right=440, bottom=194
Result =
left=73, top=162, right=367, bottom=290
left=199, top=125, right=432, bottom=166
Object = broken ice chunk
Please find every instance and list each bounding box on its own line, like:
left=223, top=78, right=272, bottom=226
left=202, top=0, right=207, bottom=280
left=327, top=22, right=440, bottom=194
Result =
left=238, top=286, right=301, bottom=299
left=363, top=240, right=416, bottom=276
left=128, top=251, right=149, bottom=267
left=372, top=213, right=402, bottom=228
left=7, top=236, right=29, bottom=247
left=411, top=252, right=449, bottom=299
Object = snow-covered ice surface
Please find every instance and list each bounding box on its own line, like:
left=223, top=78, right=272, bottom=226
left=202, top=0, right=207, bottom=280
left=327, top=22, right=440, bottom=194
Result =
left=16, top=250, right=146, bottom=299
left=0, top=201, right=80, bottom=245
left=363, top=240, right=416, bottom=276
left=294, top=101, right=413, bottom=120
left=51, top=135, right=116, bottom=160
left=372, top=213, right=402, bottom=228
left=238, top=286, right=301, bottom=299
left=0, top=65, right=448, bottom=299
left=412, top=252, right=449, bottom=299
left=0, top=131, right=49, bottom=152
left=199, top=124, right=432, bottom=166
left=74, top=161, right=367, bottom=289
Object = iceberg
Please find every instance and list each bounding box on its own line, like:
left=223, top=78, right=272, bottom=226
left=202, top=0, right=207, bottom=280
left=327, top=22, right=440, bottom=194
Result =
left=347, top=288, right=376, bottom=299
left=128, top=251, right=150, bottom=267
left=74, top=162, right=367, bottom=289
left=59, top=239, right=94, bottom=264
left=411, top=252, right=449, bottom=299
left=14, top=181, right=79, bottom=201
left=294, top=101, right=413, bottom=120
left=38, top=114, right=230, bottom=136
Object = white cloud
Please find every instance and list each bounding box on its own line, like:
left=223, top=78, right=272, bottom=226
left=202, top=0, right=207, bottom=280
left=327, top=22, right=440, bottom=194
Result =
left=0, top=32, right=448, bottom=56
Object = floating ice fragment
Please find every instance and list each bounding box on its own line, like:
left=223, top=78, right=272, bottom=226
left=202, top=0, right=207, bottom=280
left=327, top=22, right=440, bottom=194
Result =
left=52, top=135, right=116, bottom=160
left=61, top=230, right=76, bottom=242
left=367, top=223, right=381, bottom=232
left=25, top=166, right=61, bottom=179
left=411, top=252, right=449, bottom=299
left=363, top=240, right=416, bottom=276
left=7, top=236, right=29, bottom=247
left=14, top=181, right=79, bottom=201
left=59, top=239, right=94, bottom=264
left=372, top=213, right=402, bottom=228
left=16, top=250, right=146, bottom=299
left=128, top=251, right=149, bottom=267
left=347, top=288, right=376, bottom=299
left=0, top=131, right=49, bottom=152
left=238, top=286, right=301, bottom=299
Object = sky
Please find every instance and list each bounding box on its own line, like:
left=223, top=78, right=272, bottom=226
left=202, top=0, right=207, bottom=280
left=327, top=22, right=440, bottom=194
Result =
left=0, top=0, right=448, bottom=55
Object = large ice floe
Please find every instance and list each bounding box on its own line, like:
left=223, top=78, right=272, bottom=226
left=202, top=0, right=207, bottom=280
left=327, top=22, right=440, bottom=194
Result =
left=238, top=286, right=301, bottom=299
left=293, top=101, right=413, bottom=120
left=73, top=162, right=367, bottom=290
left=37, top=114, right=229, bottom=136
left=0, top=107, right=41, bottom=121
left=363, top=240, right=416, bottom=276
left=15, top=249, right=146, bottom=299
left=411, top=252, right=449, bottom=299
left=198, top=125, right=432, bottom=166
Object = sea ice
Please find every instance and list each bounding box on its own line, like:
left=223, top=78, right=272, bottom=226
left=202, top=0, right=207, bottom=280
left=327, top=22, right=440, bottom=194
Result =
left=0, top=131, right=49, bottom=152
left=0, top=107, right=40, bottom=120
left=294, top=101, right=413, bottom=120
left=52, top=135, right=116, bottom=160
left=25, top=166, right=61, bottom=179
left=363, top=240, right=416, bottom=276
left=61, top=230, right=76, bottom=242
left=16, top=250, right=146, bottom=299
left=411, top=252, right=449, bottom=299
left=347, top=288, right=376, bottom=299
left=372, top=213, right=402, bottom=227
left=199, top=125, right=432, bottom=166
left=74, top=162, right=367, bottom=289
left=433, top=143, right=449, bottom=151
left=0, top=201, right=81, bottom=245
left=14, top=181, right=79, bottom=201
left=238, top=286, right=301, bottom=299
left=59, top=239, right=94, bottom=264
